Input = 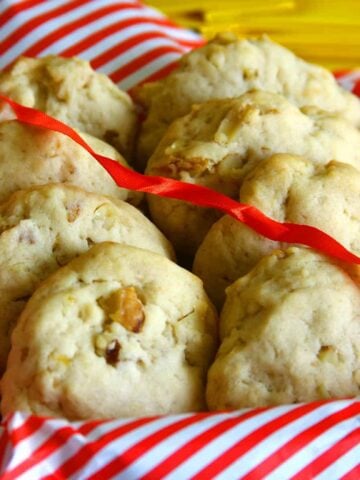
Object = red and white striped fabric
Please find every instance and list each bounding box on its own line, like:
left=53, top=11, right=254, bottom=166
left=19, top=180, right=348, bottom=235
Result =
left=334, top=70, right=360, bottom=97
left=0, top=1, right=360, bottom=478
left=0, top=0, right=204, bottom=90
left=0, top=400, right=359, bottom=479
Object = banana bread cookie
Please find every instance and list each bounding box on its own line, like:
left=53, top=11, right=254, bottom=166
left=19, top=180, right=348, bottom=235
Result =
left=206, top=248, right=360, bottom=410
left=0, top=121, right=141, bottom=205
left=0, top=55, right=137, bottom=159
left=2, top=243, right=217, bottom=419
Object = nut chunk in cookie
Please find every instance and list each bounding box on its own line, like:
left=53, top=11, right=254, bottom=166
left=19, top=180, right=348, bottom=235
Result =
left=206, top=248, right=360, bottom=410
left=1, top=243, right=217, bottom=420
left=0, top=56, right=137, bottom=159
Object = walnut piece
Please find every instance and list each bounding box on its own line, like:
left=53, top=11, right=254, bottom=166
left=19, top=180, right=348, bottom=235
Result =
left=66, top=202, right=81, bottom=223
left=100, top=286, right=145, bottom=333
left=105, top=339, right=121, bottom=365
left=18, top=227, right=36, bottom=244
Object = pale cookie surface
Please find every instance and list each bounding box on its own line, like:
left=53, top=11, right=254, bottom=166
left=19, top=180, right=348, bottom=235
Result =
left=0, top=121, right=141, bottom=205
left=206, top=248, right=360, bottom=410
left=0, top=184, right=174, bottom=373
left=194, top=154, right=360, bottom=307
left=136, top=33, right=360, bottom=162
left=0, top=56, right=137, bottom=158
left=1, top=243, right=217, bottom=419
left=146, top=91, right=360, bottom=255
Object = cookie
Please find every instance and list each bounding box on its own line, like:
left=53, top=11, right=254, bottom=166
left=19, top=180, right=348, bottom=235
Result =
left=206, top=248, right=360, bottom=410
left=0, top=184, right=174, bottom=373
left=0, top=121, right=141, bottom=205
left=1, top=243, right=217, bottom=419
left=0, top=55, right=137, bottom=158
left=194, top=154, right=360, bottom=308
left=136, top=33, right=360, bottom=163
left=146, top=91, right=360, bottom=255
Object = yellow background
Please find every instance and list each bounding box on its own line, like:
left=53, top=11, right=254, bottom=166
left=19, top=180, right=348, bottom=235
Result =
left=149, top=0, right=360, bottom=70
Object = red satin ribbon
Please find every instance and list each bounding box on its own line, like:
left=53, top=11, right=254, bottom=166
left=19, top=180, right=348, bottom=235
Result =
left=1, top=93, right=360, bottom=264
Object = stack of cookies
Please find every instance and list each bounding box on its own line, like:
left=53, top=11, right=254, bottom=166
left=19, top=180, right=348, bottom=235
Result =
left=0, top=56, right=217, bottom=419
left=136, top=33, right=360, bottom=410
left=0, top=34, right=359, bottom=420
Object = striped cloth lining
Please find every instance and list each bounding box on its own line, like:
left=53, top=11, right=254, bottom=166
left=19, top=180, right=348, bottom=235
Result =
left=0, top=0, right=204, bottom=90
left=0, top=400, right=359, bottom=479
